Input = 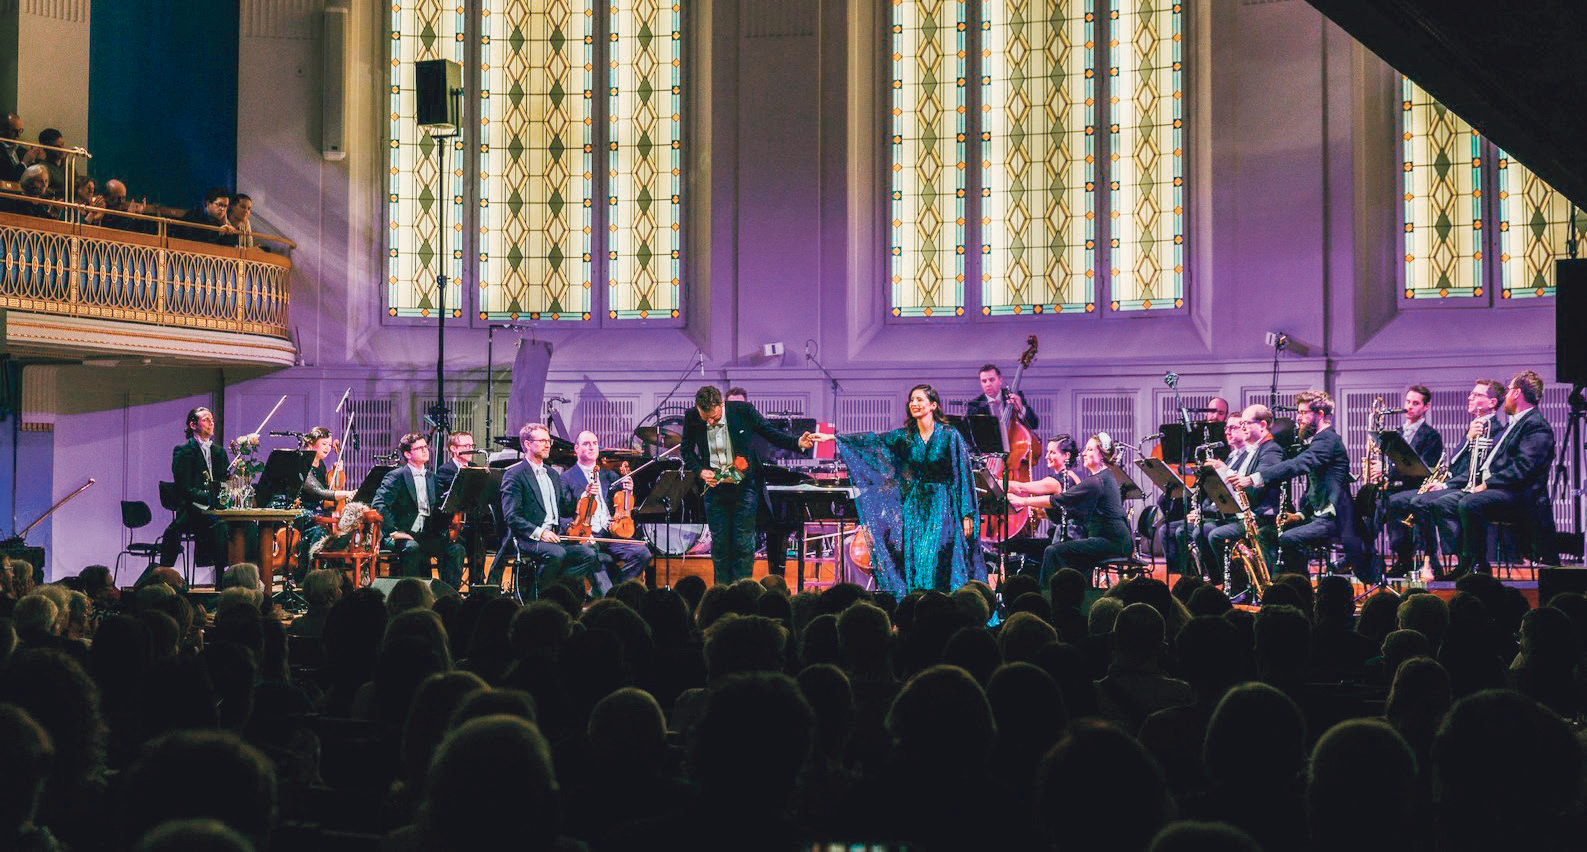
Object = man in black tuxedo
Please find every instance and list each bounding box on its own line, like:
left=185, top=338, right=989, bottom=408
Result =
left=1446, top=370, right=1556, bottom=578
left=500, top=422, right=602, bottom=595
left=157, top=406, right=233, bottom=571
left=562, top=430, right=651, bottom=588
left=435, top=431, right=491, bottom=584
left=1205, top=408, right=1285, bottom=588
left=682, top=386, right=817, bottom=584
left=1410, top=380, right=1505, bottom=574
left=964, top=363, right=1039, bottom=431
left=1371, top=385, right=1446, bottom=576
left=372, top=432, right=465, bottom=587
left=1234, top=390, right=1364, bottom=578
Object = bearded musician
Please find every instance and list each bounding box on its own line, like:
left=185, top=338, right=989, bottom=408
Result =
left=1409, top=380, right=1505, bottom=574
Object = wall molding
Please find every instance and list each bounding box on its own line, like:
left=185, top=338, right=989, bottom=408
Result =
left=242, top=0, right=315, bottom=40
left=20, top=0, right=85, bottom=23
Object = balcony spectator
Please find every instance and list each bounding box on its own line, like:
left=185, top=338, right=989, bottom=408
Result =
left=0, top=165, right=59, bottom=219
left=1, top=112, right=24, bottom=182
left=176, top=187, right=239, bottom=246
left=227, top=192, right=255, bottom=248
left=101, top=179, right=151, bottom=232
left=74, top=174, right=105, bottom=225
left=23, top=128, right=67, bottom=198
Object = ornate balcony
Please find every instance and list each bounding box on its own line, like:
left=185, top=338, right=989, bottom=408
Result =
left=0, top=205, right=296, bottom=366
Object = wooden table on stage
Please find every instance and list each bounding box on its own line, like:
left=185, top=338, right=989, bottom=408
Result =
left=210, top=508, right=303, bottom=583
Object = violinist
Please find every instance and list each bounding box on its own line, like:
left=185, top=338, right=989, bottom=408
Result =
left=435, top=432, right=490, bottom=585
left=965, top=363, right=1039, bottom=430
left=500, top=423, right=604, bottom=596
left=294, top=426, right=356, bottom=578
left=561, top=431, right=651, bottom=587
left=435, top=432, right=480, bottom=496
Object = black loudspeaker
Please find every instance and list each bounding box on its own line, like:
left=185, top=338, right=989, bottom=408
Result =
left=414, top=59, right=462, bottom=130
left=1556, top=259, right=1587, bottom=385
left=368, top=577, right=460, bottom=600
left=1539, top=567, right=1587, bottom=606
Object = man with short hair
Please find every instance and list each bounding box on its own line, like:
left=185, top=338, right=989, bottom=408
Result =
left=227, top=192, right=255, bottom=248
left=965, top=363, right=1039, bottom=430
left=1446, top=370, right=1556, bottom=578
left=500, top=422, right=602, bottom=594
left=1371, top=385, right=1445, bottom=576
left=24, top=128, right=66, bottom=198
left=1, top=164, right=56, bottom=219
left=434, top=431, right=491, bottom=584
left=176, top=187, right=239, bottom=245
left=1412, top=380, right=1505, bottom=573
left=373, top=432, right=466, bottom=586
left=0, top=112, right=24, bottom=181
left=682, top=386, right=817, bottom=584
left=99, top=178, right=150, bottom=232
left=562, top=430, right=651, bottom=587
left=156, top=407, right=239, bottom=576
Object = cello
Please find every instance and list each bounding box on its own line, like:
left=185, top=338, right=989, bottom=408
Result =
left=981, top=335, right=1039, bottom=541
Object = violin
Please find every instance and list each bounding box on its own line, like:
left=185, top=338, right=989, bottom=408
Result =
left=608, top=461, right=635, bottom=539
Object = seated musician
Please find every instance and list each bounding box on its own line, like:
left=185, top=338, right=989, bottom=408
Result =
left=294, top=426, right=355, bottom=579
left=1170, top=414, right=1251, bottom=585
left=1232, top=390, right=1364, bottom=579
left=1442, top=370, right=1556, bottom=579
left=562, top=430, right=652, bottom=587
left=500, top=422, right=603, bottom=595
left=155, top=407, right=243, bottom=578
left=1002, top=435, right=1081, bottom=573
left=1205, top=406, right=1285, bottom=589
left=436, top=431, right=490, bottom=585
left=966, top=363, right=1039, bottom=430
left=372, top=432, right=465, bottom=587
left=1372, top=386, right=1444, bottom=577
left=1410, top=380, right=1504, bottom=576
left=1007, top=433, right=1131, bottom=582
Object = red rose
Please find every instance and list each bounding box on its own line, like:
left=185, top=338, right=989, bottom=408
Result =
left=732, top=455, right=749, bottom=471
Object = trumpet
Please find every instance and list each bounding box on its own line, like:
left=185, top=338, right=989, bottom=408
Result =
left=1463, top=418, right=1493, bottom=493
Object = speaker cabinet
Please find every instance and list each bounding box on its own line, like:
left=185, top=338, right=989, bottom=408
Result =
left=1556, top=259, right=1587, bottom=385
left=415, top=59, right=462, bottom=131
left=321, top=6, right=348, bottom=161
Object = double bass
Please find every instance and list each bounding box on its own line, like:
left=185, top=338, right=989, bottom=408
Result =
left=982, top=335, right=1039, bottom=541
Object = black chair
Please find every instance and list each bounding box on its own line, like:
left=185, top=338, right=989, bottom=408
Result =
left=114, top=500, right=162, bottom=584
left=157, top=480, right=200, bottom=584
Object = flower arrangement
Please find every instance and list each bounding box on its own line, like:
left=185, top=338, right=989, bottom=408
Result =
left=713, top=455, right=749, bottom=485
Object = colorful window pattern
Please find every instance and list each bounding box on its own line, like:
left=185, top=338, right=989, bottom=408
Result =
left=607, top=0, right=684, bottom=320
left=980, top=0, right=1095, bottom=315
left=888, top=0, right=968, bottom=319
left=1108, top=0, right=1183, bottom=312
left=479, top=0, right=594, bottom=321
left=387, top=2, right=466, bottom=318
left=1497, top=150, right=1586, bottom=299
left=1401, top=79, right=1484, bottom=299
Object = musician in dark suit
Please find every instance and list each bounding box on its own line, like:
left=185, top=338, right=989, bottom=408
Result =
left=434, top=431, right=492, bottom=585
left=1370, top=386, right=1446, bottom=577
left=562, top=430, right=651, bottom=588
left=1197, top=410, right=1278, bottom=586
left=157, top=407, right=235, bottom=571
left=1410, top=380, right=1505, bottom=574
left=372, top=432, right=465, bottom=587
left=500, top=422, right=602, bottom=594
left=1234, top=390, right=1364, bottom=578
left=964, top=363, right=1039, bottom=430
left=682, top=386, right=817, bottom=584
left=1445, top=371, right=1556, bottom=578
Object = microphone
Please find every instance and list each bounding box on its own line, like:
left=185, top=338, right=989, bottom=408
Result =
left=456, top=449, right=489, bottom=456
left=1380, top=407, right=1408, bottom=416
left=546, top=395, right=570, bottom=405
left=1163, top=371, right=1179, bottom=388
left=804, top=342, right=812, bottom=363
left=1196, top=441, right=1226, bottom=451
left=698, top=351, right=707, bottom=377
left=268, top=430, right=304, bottom=437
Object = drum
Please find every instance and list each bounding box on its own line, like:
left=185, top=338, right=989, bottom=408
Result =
left=642, top=522, right=709, bottom=557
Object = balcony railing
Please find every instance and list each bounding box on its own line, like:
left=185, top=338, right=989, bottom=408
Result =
left=0, top=198, right=292, bottom=340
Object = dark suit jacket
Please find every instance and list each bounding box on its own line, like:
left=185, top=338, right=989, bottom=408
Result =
left=561, top=465, right=628, bottom=535
left=964, top=391, right=1039, bottom=430
left=1481, top=408, right=1555, bottom=500
left=1225, top=439, right=1285, bottom=516
left=681, top=401, right=803, bottom=492
left=373, top=465, right=440, bottom=539
left=1444, top=414, right=1504, bottom=489
left=172, top=438, right=230, bottom=519
left=1383, top=421, right=1444, bottom=485
left=501, top=460, right=577, bottom=545
left=436, top=459, right=461, bottom=498
left=1257, top=426, right=1352, bottom=520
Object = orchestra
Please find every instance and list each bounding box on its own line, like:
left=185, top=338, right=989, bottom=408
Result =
left=157, top=367, right=1562, bottom=600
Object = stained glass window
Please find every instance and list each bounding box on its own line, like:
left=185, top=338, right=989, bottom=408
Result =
left=981, top=0, right=1096, bottom=315
left=478, top=0, right=594, bottom=321
left=607, top=0, right=684, bottom=320
left=1401, top=79, right=1484, bottom=299
left=387, top=2, right=466, bottom=318
left=888, top=0, right=968, bottom=319
left=1108, top=0, right=1183, bottom=312
left=1497, top=150, right=1586, bottom=300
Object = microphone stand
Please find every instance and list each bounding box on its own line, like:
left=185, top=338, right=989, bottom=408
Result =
left=638, top=349, right=706, bottom=440
left=805, top=341, right=844, bottom=425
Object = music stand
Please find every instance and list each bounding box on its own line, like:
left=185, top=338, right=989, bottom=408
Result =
left=961, top=414, right=1005, bottom=455
left=1362, top=429, right=1433, bottom=594
left=1160, top=422, right=1228, bottom=464
left=1106, top=463, right=1146, bottom=502
left=1135, top=457, right=1189, bottom=501
left=1376, top=431, right=1432, bottom=478
left=635, top=469, right=701, bottom=583
left=439, top=467, right=493, bottom=514
left=1197, top=471, right=1244, bottom=516
left=255, top=449, right=315, bottom=508
left=352, top=465, right=397, bottom=505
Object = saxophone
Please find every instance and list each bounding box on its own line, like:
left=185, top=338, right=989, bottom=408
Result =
left=1462, top=418, right=1493, bottom=493
left=1229, top=483, right=1273, bottom=592
left=1400, top=450, right=1450, bottom=527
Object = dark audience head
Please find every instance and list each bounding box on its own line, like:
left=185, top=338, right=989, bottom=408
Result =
left=1169, top=574, right=1204, bottom=605
left=836, top=600, right=893, bottom=675
left=121, top=730, right=277, bottom=847
left=587, top=687, right=667, bottom=773
left=759, top=574, right=790, bottom=597
left=1037, top=719, right=1174, bottom=852
left=200, top=187, right=230, bottom=223
left=691, top=672, right=814, bottom=808
left=400, top=671, right=490, bottom=782
left=1110, top=602, right=1165, bottom=666
left=510, top=600, right=572, bottom=660
left=1117, top=577, right=1179, bottom=632
left=818, top=582, right=871, bottom=617
left=134, top=819, right=254, bottom=852
left=1384, top=655, right=1452, bottom=761
left=1002, top=573, right=1039, bottom=605
left=952, top=587, right=990, bottom=626
left=673, top=575, right=707, bottom=612
left=1308, top=719, right=1417, bottom=852
left=987, top=662, right=1066, bottom=762
left=1088, top=596, right=1123, bottom=636
left=1258, top=581, right=1305, bottom=612
left=1519, top=604, right=1578, bottom=672
left=1396, top=592, right=1449, bottom=652
left=1183, top=584, right=1230, bottom=617
left=1148, top=821, right=1262, bottom=852
left=887, top=665, right=996, bottom=771
left=1356, top=590, right=1401, bottom=645
left=1204, top=682, right=1306, bottom=794
left=703, top=614, right=787, bottom=681
left=0, top=702, right=52, bottom=838
left=0, top=649, right=105, bottom=807
left=1313, top=575, right=1356, bottom=624
left=1432, top=689, right=1584, bottom=851
left=450, top=687, right=537, bottom=728
left=1254, top=604, right=1310, bottom=681
left=1049, top=567, right=1089, bottom=610
left=797, top=613, right=841, bottom=667
left=420, top=716, right=561, bottom=850
left=1174, top=615, right=1242, bottom=695
left=940, top=625, right=1002, bottom=686
left=640, top=587, right=693, bottom=649
left=757, top=587, right=793, bottom=626
left=1382, top=628, right=1434, bottom=678
left=1274, top=572, right=1313, bottom=615
left=385, top=577, right=435, bottom=615
left=581, top=598, right=656, bottom=677
left=796, top=663, right=855, bottom=761
left=1009, top=591, right=1054, bottom=625
left=1030, top=640, right=1100, bottom=720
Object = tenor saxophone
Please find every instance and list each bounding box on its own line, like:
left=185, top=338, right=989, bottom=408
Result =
left=1400, top=450, right=1451, bottom=528
left=1230, top=483, right=1273, bottom=592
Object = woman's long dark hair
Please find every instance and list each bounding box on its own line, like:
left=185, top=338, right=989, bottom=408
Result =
left=903, top=384, right=943, bottom=434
